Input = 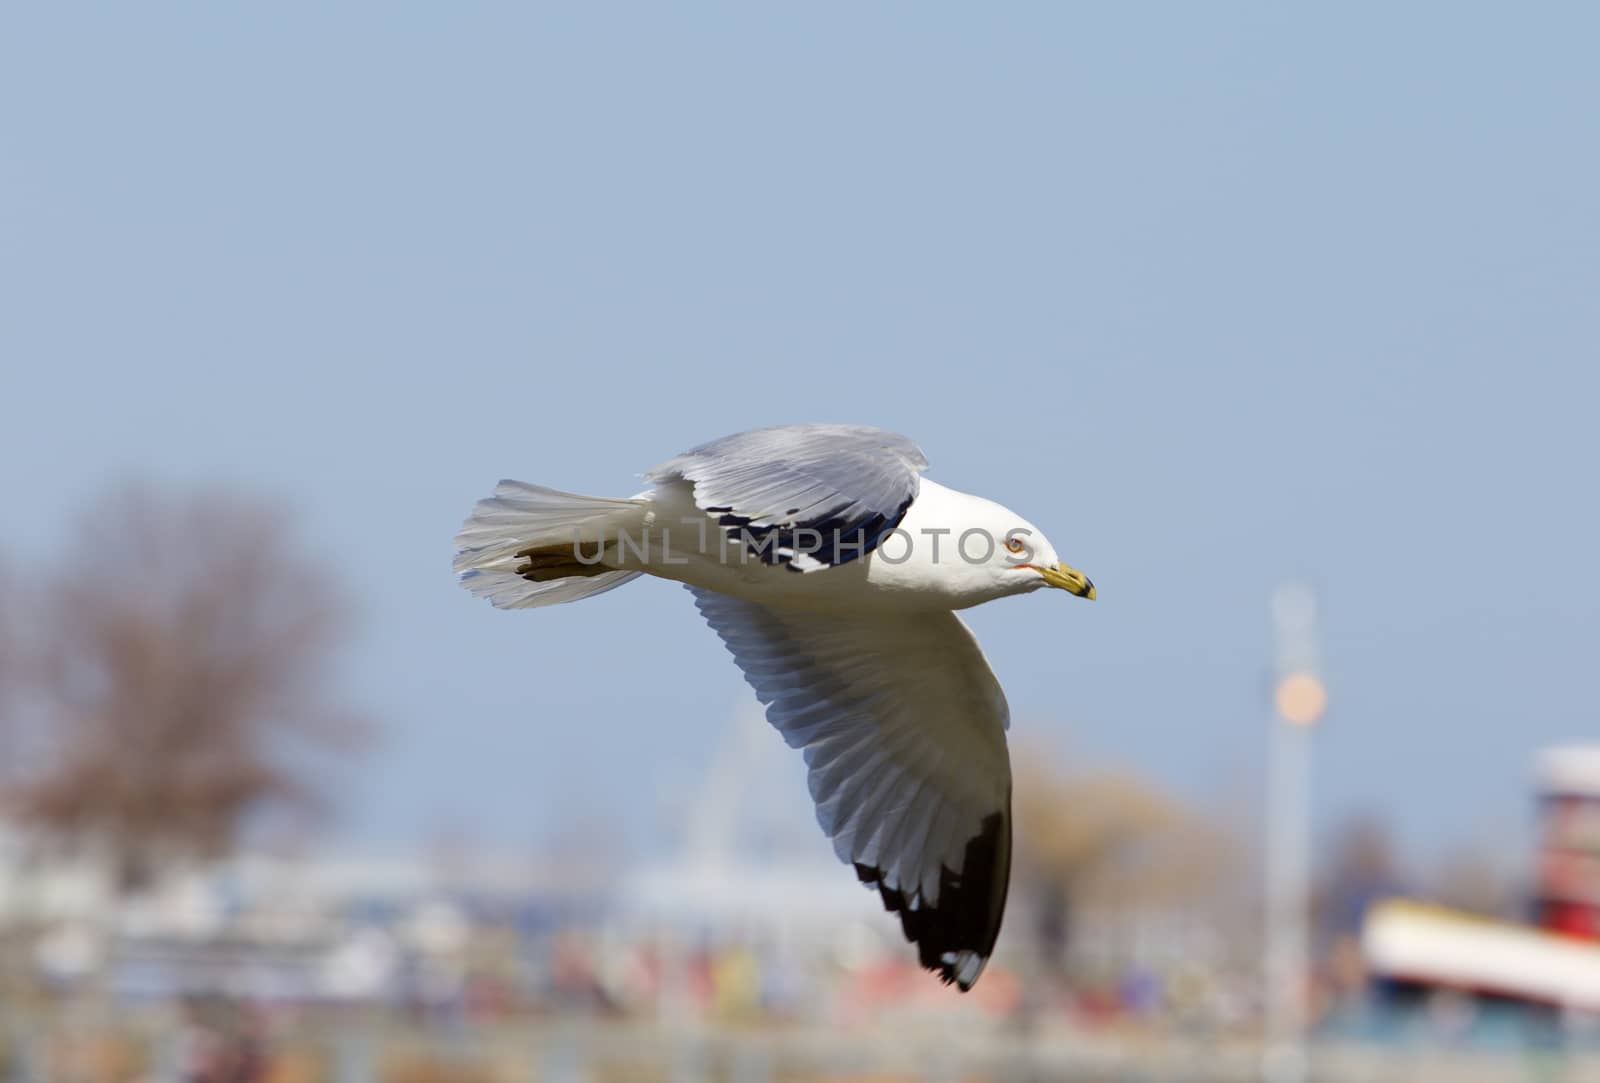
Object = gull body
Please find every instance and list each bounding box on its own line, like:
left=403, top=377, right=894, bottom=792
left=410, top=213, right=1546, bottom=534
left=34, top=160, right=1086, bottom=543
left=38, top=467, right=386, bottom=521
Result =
left=578, top=478, right=1071, bottom=614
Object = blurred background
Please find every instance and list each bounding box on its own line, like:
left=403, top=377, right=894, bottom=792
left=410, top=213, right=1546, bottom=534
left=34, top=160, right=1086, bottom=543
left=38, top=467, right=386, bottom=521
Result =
left=3, top=4, right=1599, bottom=1081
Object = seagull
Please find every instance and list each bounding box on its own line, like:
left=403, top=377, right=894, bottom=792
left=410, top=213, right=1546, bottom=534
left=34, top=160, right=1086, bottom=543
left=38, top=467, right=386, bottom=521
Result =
left=453, top=424, right=1095, bottom=990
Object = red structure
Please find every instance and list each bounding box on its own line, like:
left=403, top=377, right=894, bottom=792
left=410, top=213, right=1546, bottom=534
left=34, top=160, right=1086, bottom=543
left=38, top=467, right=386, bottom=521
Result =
left=1535, top=747, right=1600, bottom=940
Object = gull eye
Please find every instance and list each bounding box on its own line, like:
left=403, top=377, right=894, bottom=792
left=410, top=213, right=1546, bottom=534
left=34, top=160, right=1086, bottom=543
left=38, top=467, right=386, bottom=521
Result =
left=1005, top=537, right=1026, bottom=555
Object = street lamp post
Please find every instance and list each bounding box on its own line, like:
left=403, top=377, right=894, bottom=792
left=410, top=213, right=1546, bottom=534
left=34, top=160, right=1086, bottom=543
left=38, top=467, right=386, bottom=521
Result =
left=1263, top=584, right=1325, bottom=1083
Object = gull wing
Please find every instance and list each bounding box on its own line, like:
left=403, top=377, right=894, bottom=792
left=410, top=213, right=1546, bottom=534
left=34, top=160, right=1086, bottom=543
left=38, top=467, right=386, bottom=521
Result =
left=688, top=585, right=1012, bottom=990
left=647, top=424, right=927, bottom=569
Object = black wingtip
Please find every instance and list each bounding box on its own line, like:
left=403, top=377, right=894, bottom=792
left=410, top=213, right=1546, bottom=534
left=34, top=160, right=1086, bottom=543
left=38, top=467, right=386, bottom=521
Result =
left=853, top=808, right=1011, bottom=993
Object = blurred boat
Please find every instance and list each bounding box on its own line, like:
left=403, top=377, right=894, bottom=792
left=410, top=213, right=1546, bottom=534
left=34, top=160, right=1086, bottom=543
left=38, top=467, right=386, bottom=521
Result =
left=1364, top=898, right=1600, bottom=1009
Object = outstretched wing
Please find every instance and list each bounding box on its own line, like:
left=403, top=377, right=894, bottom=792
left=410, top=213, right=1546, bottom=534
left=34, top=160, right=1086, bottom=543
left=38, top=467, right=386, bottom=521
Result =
left=688, top=586, right=1012, bottom=990
left=647, top=424, right=927, bottom=570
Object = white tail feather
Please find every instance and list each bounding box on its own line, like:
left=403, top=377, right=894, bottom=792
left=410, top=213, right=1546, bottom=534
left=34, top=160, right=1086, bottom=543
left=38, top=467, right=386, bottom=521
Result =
left=458, top=566, right=641, bottom=609
left=454, top=481, right=644, bottom=610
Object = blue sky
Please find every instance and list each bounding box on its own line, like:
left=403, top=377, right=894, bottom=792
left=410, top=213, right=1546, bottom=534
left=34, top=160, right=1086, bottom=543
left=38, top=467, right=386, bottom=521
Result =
left=3, top=5, right=1598, bottom=862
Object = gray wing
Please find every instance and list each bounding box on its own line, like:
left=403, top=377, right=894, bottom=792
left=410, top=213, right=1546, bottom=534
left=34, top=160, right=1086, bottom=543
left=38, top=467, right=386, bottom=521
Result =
left=647, top=424, right=928, bottom=570
left=689, top=585, right=1012, bottom=991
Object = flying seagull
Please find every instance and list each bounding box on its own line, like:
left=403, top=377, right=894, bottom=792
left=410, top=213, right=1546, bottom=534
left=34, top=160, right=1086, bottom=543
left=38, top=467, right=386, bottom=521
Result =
left=453, top=424, right=1095, bottom=990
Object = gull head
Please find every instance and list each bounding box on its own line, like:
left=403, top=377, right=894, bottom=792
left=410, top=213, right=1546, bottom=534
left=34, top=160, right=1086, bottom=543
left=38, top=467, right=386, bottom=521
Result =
left=992, top=512, right=1096, bottom=601
left=912, top=483, right=1095, bottom=606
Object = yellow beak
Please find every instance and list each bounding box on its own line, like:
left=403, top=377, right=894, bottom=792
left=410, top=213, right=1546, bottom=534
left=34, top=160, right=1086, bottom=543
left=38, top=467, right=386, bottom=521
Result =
left=1037, top=562, right=1097, bottom=600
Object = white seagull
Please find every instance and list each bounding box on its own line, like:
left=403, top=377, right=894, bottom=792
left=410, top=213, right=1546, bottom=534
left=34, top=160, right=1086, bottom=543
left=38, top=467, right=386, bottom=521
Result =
left=453, top=424, right=1095, bottom=990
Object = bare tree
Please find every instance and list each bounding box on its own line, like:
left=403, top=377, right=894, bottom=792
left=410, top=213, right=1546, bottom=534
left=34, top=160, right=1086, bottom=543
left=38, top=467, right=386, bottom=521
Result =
left=2, top=483, right=366, bottom=890
left=1013, top=751, right=1234, bottom=971
left=0, top=556, right=29, bottom=795
left=1427, top=840, right=1518, bottom=919
left=1315, top=814, right=1402, bottom=936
